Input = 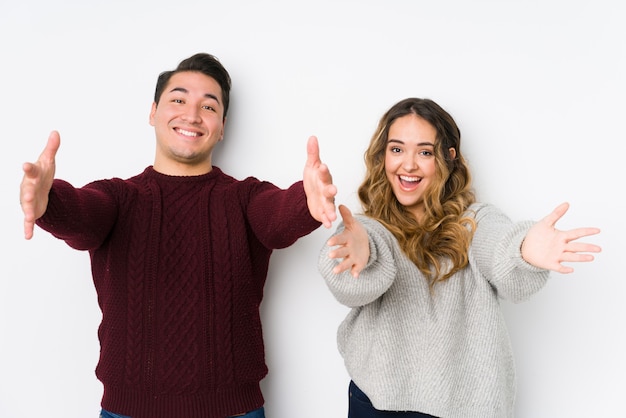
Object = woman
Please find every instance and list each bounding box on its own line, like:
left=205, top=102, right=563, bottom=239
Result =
left=318, top=98, right=601, bottom=418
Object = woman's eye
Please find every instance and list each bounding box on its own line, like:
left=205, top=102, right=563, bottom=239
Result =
left=390, top=146, right=401, bottom=153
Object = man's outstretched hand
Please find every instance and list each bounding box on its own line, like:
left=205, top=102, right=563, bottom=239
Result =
left=20, top=131, right=60, bottom=240
left=303, top=136, right=337, bottom=228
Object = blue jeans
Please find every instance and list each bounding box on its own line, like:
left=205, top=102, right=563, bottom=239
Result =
left=232, top=407, right=265, bottom=418
left=100, top=411, right=130, bottom=418
left=348, top=381, right=438, bottom=418
left=100, top=406, right=265, bottom=418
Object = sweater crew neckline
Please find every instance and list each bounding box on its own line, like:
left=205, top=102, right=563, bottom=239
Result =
left=144, top=166, right=223, bottom=183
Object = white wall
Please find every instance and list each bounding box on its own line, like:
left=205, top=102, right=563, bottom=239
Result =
left=1, top=1, right=623, bottom=417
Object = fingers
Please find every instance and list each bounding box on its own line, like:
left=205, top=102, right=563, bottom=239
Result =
left=306, top=135, right=320, bottom=167
left=560, top=252, right=596, bottom=263
left=23, top=219, right=35, bottom=241
left=20, top=163, right=38, bottom=240
left=332, top=258, right=358, bottom=277
left=321, top=170, right=338, bottom=227
left=319, top=189, right=337, bottom=228
left=304, top=135, right=338, bottom=228
left=554, top=265, right=575, bottom=274
left=321, top=204, right=350, bottom=234
left=563, top=226, right=602, bottom=255
left=20, top=131, right=60, bottom=240
left=22, top=161, right=38, bottom=178
left=329, top=252, right=362, bottom=278
left=326, top=205, right=367, bottom=277
left=550, top=250, right=597, bottom=274
left=21, top=178, right=38, bottom=240
left=22, top=131, right=60, bottom=180
left=317, top=163, right=334, bottom=189
left=565, top=227, right=601, bottom=243
left=320, top=213, right=335, bottom=229
left=326, top=230, right=347, bottom=248
left=566, top=240, right=602, bottom=254
left=328, top=245, right=352, bottom=260
left=326, top=206, right=356, bottom=246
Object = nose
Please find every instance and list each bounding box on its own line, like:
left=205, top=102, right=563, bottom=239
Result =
left=402, top=153, right=419, bottom=171
left=181, top=105, right=201, bottom=124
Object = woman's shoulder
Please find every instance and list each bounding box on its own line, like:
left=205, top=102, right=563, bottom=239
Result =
left=353, top=214, right=392, bottom=234
left=466, top=202, right=507, bottom=220
left=351, top=214, right=403, bottom=251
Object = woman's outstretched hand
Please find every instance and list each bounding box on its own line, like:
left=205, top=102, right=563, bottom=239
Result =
left=521, top=202, right=602, bottom=273
left=326, top=205, right=370, bottom=278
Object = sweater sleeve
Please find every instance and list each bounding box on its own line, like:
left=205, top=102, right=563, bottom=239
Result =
left=36, top=179, right=119, bottom=251
left=470, top=203, right=550, bottom=303
left=318, top=216, right=397, bottom=308
left=246, top=180, right=321, bottom=249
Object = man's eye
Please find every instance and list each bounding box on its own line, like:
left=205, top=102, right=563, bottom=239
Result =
left=172, top=99, right=183, bottom=104
left=202, top=105, right=215, bottom=111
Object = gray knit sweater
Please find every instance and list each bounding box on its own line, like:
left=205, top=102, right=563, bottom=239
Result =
left=318, top=203, right=550, bottom=418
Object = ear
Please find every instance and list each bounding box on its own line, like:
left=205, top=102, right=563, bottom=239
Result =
left=448, top=147, right=457, bottom=160
left=149, top=102, right=157, bottom=126
left=219, top=117, right=227, bottom=141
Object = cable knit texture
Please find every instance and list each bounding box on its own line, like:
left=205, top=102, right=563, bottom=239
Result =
left=318, top=203, right=550, bottom=418
left=37, top=166, right=320, bottom=418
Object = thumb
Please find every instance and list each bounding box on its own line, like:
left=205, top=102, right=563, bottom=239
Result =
left=41, top=130, right=61, bottom=163
left=339, top=204, right=354, bottom=227
left=305, top=135, right=320, bottom=167
left=542, top=202, right=569, bottom=228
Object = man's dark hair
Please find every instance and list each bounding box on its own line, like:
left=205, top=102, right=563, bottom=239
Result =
left=154, top=53, right=232, bottom=118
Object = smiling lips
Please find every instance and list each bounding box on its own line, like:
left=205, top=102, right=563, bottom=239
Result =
left=399, top=175, right=421, bottom=191
left=175, top=127, right=202, bottom=138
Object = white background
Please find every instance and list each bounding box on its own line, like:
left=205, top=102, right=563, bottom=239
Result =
left=1, top=1, right=624, bottom=417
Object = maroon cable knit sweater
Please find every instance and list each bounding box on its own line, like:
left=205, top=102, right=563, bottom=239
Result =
left=36, top=166, right=321, bottom=418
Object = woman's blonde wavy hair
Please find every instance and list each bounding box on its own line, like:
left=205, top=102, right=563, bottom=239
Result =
left=358, top=98, right=476, bottom=287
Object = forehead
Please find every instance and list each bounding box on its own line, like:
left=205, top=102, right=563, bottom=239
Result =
left=388, top=114, right=437, bottom=143
left=164, top=71, right=222, bottom=101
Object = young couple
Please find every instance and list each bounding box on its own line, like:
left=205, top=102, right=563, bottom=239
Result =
left=20, top=53, right=600, bottom=418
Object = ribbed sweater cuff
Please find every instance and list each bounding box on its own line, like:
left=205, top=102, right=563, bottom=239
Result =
left=101, top=383, right=264, bottom=418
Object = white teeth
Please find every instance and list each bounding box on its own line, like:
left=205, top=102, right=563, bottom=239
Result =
left=177, top=128, right=199, bottom=137
left=400, top=175, right=419, bottom=182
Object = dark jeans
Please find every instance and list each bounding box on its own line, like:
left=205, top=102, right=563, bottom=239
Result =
left=348, top=381, right=438, bottom=418
left=100, top=406, right=265, bottom=418
left=100, top=411, right=130, bottom=418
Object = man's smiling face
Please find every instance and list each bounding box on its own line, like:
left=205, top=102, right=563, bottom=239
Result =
left=150, top=70, right=225, bottom=176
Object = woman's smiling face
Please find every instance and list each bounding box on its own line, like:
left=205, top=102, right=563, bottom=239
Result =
left=384, top=114, right=439, bottom=221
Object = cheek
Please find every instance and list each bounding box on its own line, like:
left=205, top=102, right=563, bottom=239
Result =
left=384, top=169, right=394, bottom=186
left=423, top=160, right=438, bottom=177
left=383, top=160, right=395, bottom=182
left=150, top=109, right=167, bottom=128
left=384, top=155, right=397, bottom=173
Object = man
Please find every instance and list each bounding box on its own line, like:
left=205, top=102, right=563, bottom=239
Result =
left=20, top=53, right=337, bottom=418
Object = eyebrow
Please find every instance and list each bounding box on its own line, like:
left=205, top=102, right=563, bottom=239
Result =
left=387, top=139, right=435, bottom=147
left=169, top=87, right=221, bottom=104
